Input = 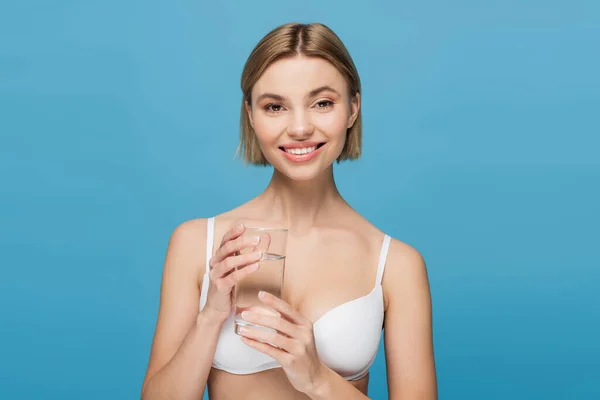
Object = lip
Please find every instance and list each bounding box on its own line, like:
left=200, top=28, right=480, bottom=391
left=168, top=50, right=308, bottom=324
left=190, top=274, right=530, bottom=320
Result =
left=279, top=142, right=326, bottom=163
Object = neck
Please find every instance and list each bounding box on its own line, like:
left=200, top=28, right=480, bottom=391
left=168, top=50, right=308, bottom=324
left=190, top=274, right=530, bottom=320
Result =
left=255, top=166, right=346, bottom=232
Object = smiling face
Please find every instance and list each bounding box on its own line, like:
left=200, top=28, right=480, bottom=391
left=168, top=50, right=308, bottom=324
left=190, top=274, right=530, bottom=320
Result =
left=245, top=56, right=360, bottom=181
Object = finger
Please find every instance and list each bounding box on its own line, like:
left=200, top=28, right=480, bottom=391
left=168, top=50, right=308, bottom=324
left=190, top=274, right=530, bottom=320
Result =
left=240, top=309, right=297, bottom=338
left=221, top=261, right=260, bottom=288
left=219, top=234, right=261, bottom=260
left=210, top=235, right=261, bottom=268
left=246, top=305, right=281, bottom=318
left=240, top=336, right=291, bottom=363
left=239, top=326, right=298, bottom=355
left=254, top=232, right=272, bottom=255
left=220, top=222, right=245, bottom=247
left=258, top=291, right=308, bottom=326
left=211, top=251, right=262, bottom=280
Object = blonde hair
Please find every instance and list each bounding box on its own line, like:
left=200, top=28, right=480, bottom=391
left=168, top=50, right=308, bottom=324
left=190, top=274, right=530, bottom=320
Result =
left=236, top=22, right=362, bottom=166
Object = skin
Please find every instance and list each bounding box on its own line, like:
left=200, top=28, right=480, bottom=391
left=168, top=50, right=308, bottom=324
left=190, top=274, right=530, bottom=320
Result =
left=141, top=55, right=438, bottom=399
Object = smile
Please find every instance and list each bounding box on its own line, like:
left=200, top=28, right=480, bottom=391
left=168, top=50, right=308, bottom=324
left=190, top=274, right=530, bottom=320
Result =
left=284, top=145, right=318, bottom=155
left=278, top=142, right=326, bottom=163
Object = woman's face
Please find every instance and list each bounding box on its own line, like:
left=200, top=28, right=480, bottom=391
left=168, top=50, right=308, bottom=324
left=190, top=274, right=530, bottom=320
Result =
left=246, top=55, right=360, bottom=181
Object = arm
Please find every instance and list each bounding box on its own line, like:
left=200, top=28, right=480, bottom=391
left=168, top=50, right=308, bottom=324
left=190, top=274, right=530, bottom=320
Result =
left=383, top=240, right=438, bottom=399
left=140, top=219, right=224, bottom=400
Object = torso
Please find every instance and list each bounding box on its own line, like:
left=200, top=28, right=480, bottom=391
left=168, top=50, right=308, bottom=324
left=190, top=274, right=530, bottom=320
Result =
left=198, top=203, right=390, bottom=399
left=207, top=368, right=368, bottom=399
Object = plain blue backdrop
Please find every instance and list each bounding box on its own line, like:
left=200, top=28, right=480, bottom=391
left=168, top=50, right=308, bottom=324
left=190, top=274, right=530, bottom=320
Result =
left=1, top=1, right=598, bottom=399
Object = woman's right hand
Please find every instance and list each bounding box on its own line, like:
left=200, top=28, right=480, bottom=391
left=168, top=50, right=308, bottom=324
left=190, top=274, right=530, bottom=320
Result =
left=202, top=224, right=263, bottom=322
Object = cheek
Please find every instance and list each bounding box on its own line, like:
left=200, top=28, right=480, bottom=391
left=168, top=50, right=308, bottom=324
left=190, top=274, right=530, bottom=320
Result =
left=314, top=111, right=349, bottom=140
left=322, top=114, right=346, bottom=131
left=252, top=115, right=285, bottom=144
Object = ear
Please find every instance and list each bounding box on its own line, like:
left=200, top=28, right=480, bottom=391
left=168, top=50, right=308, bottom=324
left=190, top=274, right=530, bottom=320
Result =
left=245, top=100, right=254, bottom=128
left=347, top=91, right=361, bottom=129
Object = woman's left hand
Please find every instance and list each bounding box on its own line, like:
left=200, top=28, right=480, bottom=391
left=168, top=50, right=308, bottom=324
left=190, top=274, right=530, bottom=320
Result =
left=238, top=290, right=327, bottom=395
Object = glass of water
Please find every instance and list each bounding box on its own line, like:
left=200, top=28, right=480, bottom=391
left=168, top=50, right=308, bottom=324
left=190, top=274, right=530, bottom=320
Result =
left=233, top=225, right=288, bottom=335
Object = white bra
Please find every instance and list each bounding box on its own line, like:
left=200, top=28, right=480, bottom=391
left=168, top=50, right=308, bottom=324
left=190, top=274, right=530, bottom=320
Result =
left=199, top=217, right=391, bottom=381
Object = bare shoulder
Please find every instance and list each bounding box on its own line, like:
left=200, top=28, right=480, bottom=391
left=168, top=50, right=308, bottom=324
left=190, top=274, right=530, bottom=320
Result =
left=381, top=236, right=430, bottom=312
left=170, top=218, right=207, bottom=242
left=165, top=218, right=210, bottom=282
left=385, top=237, right=428, bottom=279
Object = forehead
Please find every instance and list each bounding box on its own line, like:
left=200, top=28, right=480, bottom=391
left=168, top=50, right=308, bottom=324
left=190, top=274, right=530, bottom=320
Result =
left=252, top=56, right=348, bottom=98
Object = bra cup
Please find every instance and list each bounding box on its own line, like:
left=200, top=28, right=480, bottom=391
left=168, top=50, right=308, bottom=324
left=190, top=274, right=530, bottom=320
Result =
left=313, top=286, right=384, bottom=377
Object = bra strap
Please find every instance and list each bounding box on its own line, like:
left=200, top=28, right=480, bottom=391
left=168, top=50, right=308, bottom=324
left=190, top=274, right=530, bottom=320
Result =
left=375, top=234, right=391, bottom=286
left=205, top=217, right=215, bottom=275
left=200, top=217, right=215, bottom=310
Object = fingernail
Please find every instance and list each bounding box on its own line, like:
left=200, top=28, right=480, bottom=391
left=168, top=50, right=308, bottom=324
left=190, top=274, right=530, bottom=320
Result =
left=237, top=224, right=244, bottom=232
left=241, top=311, right=251, bottom=319
left=258, top=291, right=267, bottom=299
left=251, top=236, right=260, bottom=244
left=254, top=251, right=263, bottom=259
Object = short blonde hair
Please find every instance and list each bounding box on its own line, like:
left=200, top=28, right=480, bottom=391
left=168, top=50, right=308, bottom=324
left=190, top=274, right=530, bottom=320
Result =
left=237, top=22, right=362, bottom=166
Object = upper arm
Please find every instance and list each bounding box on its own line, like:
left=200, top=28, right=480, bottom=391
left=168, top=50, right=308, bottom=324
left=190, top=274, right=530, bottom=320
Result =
left=141, top=219, right=208, bottom=392
left=382, top=239, right=438, bottom=400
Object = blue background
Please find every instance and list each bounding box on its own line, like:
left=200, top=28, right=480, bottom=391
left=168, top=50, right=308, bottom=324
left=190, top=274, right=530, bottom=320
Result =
left=1, top=1, right=598, bottom=399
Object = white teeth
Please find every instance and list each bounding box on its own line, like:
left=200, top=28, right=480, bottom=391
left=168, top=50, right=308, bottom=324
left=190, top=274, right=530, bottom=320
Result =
left=285, top=146, right=317, bottom=155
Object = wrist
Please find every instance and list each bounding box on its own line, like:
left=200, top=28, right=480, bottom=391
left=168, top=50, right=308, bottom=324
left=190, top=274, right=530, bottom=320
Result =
left=308, top=363, right=334, bottom=400
left=197, top=307, right=228, bottom=328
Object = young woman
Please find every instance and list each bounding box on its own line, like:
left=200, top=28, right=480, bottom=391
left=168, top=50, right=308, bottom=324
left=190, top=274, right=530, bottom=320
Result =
left=141, top=22, right=437, bottom=400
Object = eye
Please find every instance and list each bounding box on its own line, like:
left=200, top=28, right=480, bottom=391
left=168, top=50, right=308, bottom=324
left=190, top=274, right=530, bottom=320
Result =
left=314, top=100, right=334, bottom=110
left=264, top=103, right=284, bottom=113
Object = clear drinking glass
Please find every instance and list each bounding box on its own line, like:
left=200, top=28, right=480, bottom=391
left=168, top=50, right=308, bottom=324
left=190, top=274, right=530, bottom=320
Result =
left=233, top=226, right=288, bottom=335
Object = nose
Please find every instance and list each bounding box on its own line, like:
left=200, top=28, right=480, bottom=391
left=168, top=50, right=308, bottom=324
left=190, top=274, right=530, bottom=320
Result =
left=286, top=109, right=314, bottom=138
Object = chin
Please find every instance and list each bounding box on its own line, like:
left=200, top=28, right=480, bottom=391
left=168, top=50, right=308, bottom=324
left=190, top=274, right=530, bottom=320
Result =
left=266, top=156, right=335, bottom=182
left=276, top=165, right=327, bottom=181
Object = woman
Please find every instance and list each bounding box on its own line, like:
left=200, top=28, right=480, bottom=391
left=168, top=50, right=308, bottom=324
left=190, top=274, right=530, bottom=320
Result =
left=141, top=22, right=437, bottom=400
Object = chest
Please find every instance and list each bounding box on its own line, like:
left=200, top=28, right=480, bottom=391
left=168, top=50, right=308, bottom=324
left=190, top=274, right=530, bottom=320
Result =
left=279, top=234, right=380, bottom=326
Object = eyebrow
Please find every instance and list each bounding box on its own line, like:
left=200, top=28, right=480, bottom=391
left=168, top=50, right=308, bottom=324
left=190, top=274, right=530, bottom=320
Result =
left=255, top=85, right=341, bottom=103
left=308, top=85, right=341, bottom=98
